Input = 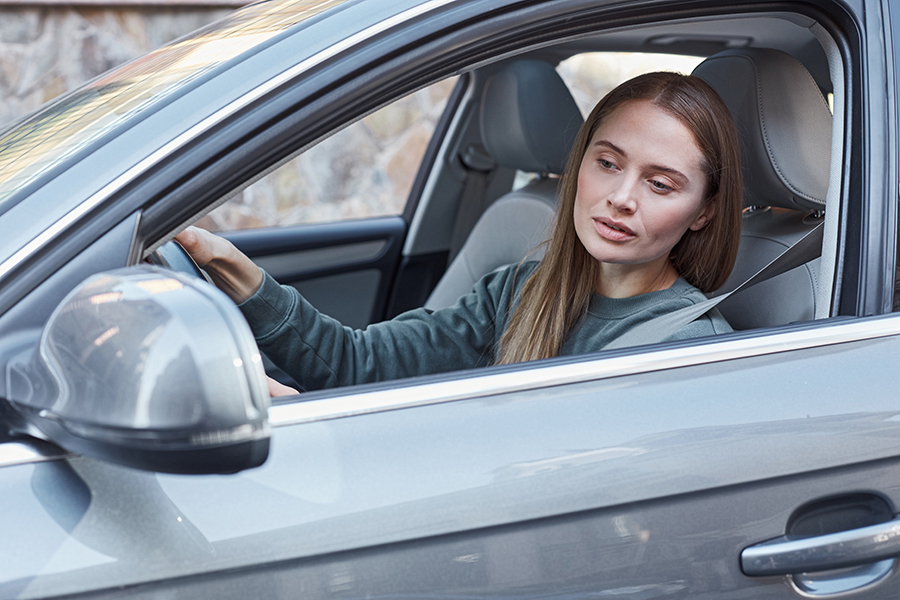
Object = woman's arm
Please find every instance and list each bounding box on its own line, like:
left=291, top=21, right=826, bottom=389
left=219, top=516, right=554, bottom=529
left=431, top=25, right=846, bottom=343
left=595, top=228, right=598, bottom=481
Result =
left=241, top=269, right=506, bottom=390
left=174, top=227, right=263, bottom=303
left=175, top=226, right=530, bottom=389
left=175, top=227, right=299, bottom=396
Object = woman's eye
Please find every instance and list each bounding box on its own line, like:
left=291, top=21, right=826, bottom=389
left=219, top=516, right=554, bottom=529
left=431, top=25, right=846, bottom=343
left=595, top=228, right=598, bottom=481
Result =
left=598, top=159, right=615, bottom=169
left=650, top=179, right=672, bottom=192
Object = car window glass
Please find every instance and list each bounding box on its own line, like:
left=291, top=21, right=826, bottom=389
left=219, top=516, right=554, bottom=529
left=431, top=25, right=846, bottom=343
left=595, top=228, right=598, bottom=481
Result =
left=0, top=0, right=349, bottom=215
left=509, top=52, right=703, bottom=190
left=556, top=52, right=704, bottom=116
left=197, top=77, right=458, bottom=231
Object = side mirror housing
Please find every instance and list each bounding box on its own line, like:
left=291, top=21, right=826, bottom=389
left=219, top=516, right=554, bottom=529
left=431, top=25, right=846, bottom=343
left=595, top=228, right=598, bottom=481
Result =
left=7, top=267, right=270, bottom=474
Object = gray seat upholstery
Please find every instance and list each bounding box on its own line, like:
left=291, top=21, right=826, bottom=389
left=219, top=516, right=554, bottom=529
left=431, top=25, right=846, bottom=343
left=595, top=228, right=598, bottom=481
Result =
left=693, top=48, right=832, bottom=329
left=425, top=60, right=583, bottom=309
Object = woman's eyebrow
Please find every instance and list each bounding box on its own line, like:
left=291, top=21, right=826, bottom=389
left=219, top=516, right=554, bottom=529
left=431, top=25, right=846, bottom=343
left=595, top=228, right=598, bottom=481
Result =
left=595, top=140, right=691, bottom=183
left=595, top=140, right=626, bottom=155
left=648, top=163, right=689, bottom=183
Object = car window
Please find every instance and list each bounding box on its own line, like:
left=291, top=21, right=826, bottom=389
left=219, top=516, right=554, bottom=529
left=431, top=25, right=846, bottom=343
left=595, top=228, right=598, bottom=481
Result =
left=196, top=77, right=458, bottom=231
left=509, top=52, right=703, bottom=191
left=557, top=52, right=704, bottom=117
left=0, top=0, right=349, bottom=216
left=163, top=21, right=836, bottom=396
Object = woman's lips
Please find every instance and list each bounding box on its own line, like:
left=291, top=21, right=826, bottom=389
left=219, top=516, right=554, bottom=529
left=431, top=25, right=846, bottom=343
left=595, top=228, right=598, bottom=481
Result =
left=593, top=217, right=636, bottom=242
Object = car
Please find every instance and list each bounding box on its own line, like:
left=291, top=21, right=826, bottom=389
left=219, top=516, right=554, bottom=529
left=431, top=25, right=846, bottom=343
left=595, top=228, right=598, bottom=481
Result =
left=2, top=0, right=900, bottom=597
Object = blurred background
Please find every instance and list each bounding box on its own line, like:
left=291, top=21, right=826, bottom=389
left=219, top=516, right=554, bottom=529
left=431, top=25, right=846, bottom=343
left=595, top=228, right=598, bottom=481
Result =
left=0, top=2, right=701, bottom=232
left=0, top=2, right=235, bottom=127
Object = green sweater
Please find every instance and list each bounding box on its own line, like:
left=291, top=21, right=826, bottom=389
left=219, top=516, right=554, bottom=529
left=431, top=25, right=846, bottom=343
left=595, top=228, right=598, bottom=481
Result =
left=239, top=262, right=731, bottom=390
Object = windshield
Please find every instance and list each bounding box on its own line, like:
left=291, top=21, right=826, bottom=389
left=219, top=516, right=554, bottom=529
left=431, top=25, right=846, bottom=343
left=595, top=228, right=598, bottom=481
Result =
left=0, top=0, right=349, bottom=214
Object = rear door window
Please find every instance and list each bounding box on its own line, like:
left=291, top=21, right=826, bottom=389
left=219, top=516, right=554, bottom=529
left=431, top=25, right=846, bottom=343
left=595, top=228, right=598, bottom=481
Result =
left=197, top=77, right=458, bottom=232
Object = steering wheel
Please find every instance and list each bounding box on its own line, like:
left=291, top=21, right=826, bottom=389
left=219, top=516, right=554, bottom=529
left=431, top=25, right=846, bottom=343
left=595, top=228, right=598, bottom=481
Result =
left=146, top=240, right=213, bottom=284
left=148, top=238, right=304, bottom=396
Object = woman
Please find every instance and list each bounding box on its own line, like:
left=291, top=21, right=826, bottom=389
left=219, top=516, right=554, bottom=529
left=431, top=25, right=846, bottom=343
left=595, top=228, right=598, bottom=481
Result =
left=177, top=71, right=742, bottom=394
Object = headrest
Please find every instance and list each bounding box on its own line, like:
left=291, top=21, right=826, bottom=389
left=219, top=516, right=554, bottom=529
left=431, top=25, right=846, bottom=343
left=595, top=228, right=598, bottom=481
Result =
left=479, top=59, right=584, bottom=175
left=692, top=48, right=832, bottom=211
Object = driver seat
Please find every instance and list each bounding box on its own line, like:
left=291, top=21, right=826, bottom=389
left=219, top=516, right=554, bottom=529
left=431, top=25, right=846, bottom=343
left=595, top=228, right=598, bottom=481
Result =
left=693, top=48, right=832, bottom=329
left=425, top=59, right=583, bottom=309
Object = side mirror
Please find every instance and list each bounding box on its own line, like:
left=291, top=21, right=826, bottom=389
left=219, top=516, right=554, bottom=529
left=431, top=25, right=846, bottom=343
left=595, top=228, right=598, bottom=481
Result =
left=6, top=267, right=270, bottom=474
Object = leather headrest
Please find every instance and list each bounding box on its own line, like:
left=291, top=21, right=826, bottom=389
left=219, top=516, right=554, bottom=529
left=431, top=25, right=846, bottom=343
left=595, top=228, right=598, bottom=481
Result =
left=693, top=48, right=831, bottom=211
left=479, top=60, right=584, bottom=175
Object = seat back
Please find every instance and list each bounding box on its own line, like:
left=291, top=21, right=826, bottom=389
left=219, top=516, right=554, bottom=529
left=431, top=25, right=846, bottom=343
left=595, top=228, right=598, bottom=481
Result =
left=693, top=48, right=832, bottom=329
left=425, top=60, right=583, bottom=309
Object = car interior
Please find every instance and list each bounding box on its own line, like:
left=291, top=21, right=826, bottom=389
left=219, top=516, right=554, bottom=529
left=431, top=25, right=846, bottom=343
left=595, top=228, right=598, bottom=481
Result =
left=428, top=45, right=832, bottom=325
left=407, top=13, right=840, bottom=328
left=166, top=8, right=844, bottom=387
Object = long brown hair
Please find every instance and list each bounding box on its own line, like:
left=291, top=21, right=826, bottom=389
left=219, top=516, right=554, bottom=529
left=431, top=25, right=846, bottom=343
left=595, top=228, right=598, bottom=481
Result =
left=496, top=71, right=742, bottom=365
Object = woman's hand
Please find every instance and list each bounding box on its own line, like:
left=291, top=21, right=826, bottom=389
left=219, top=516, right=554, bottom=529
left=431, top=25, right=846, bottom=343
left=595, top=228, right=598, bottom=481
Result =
left=176, top=229, right=296, bottom=398
left=267, top=376, right=299, bottom=397
left=174, top=226, right=263, bottom=304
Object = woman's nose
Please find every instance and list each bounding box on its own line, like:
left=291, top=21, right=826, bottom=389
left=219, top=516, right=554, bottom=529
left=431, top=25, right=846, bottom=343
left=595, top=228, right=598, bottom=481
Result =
left=607, top=180, right=638, bottom=214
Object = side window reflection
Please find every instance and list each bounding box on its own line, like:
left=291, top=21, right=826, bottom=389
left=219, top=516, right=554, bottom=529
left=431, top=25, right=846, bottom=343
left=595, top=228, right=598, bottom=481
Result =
left=556, top=52, right=704, bottom=116
left=197, top=77, right=458, bottom=232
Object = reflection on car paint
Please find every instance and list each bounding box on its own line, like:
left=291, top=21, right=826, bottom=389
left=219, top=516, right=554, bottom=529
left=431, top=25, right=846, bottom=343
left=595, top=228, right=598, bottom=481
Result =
left=0, top=0, right=348, bottom=209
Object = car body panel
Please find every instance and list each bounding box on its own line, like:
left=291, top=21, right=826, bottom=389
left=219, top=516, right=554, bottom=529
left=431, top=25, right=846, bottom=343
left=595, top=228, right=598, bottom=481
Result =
left=1, top=0, right=900, bottom=597
left=5, top=326, right=900, bottom=597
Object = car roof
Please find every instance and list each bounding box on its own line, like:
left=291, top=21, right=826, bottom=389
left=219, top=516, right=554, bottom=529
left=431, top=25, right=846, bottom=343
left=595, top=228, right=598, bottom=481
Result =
left=532, top=14, right=829, bottom=91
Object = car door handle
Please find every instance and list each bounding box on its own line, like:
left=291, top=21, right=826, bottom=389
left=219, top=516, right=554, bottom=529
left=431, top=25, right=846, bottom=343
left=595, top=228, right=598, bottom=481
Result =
left=742, top=518, right=900, bottom=576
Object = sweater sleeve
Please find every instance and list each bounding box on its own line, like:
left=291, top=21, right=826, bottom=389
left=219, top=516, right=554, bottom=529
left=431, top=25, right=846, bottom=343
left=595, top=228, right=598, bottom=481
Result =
left=237, top=266, right=529, bottom=390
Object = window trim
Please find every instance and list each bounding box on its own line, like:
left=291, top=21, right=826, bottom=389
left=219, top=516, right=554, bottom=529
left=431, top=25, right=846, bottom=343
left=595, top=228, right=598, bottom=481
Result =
left=268, top=313, right=900, bottom=427
left=7, top=314, right=894, bottom=469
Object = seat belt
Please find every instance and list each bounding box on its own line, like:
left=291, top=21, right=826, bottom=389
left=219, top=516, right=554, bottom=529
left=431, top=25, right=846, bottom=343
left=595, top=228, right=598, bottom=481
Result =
left=604, top=222, right=825, bottom=350
left=448, top=144, right=496, bottom=262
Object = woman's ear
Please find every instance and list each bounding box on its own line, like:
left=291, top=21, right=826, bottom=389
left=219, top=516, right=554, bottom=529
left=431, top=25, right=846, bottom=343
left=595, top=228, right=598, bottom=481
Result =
left=688, top=197, right=716, bottom=231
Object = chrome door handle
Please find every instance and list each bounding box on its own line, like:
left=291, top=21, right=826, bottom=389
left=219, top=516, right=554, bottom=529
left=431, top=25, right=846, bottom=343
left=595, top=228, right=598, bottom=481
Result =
left=742, top=518, right=900, bottom=576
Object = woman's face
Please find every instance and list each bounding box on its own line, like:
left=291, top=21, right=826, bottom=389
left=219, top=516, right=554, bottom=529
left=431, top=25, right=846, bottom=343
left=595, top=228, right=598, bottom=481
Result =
left=573, top=99, right=713, bottom=278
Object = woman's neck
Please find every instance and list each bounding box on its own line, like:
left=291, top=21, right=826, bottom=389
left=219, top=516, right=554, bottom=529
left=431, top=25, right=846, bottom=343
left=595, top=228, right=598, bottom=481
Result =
left=594, top=259, right=679, bottom=298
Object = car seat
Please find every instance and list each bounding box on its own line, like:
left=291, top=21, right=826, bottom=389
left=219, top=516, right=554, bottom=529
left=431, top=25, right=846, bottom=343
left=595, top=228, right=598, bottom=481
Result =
left=692, top=48, right=832, bottom=329
left=424, top=59, right=584, bottom=309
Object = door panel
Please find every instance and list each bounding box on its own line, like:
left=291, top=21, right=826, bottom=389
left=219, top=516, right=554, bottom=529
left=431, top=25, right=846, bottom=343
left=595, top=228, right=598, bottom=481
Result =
left=154, top=331, right=900, bottom=598
left=48, top=459, right=900, bottom=599
left=6, top=328, right=900, bottom=598
left=223, top=216, right=405, bottom=328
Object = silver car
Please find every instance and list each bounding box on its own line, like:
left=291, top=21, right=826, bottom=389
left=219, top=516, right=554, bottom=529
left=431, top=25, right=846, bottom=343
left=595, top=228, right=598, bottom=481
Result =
left=2, top=0, right=899, bottom=597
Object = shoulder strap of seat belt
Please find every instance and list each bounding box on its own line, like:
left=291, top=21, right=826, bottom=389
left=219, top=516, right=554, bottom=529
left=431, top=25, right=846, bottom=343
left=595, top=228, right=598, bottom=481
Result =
left=448, top=144, right=497, bottom=262
left=604, top=222, right=824, bottom=350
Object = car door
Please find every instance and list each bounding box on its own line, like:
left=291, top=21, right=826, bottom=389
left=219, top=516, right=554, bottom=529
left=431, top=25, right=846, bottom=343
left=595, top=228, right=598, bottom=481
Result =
left=6, top=321, right=900, bottom=599
left=200, top=76, right=466, bottom=331
left=2, top=0, right=899, bottom=598
left=141, top=0, right=899, bottom=596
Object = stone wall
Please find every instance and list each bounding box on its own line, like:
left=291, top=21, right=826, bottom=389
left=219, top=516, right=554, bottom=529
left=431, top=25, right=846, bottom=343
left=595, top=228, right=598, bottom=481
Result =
left=1, top=8, right=704, bottom=232
left=0, top=4, right=232, bottom=128
left=197, top=78, right=457, bottom=231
